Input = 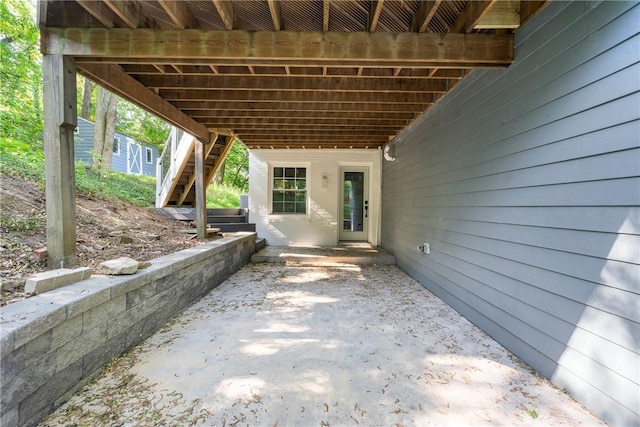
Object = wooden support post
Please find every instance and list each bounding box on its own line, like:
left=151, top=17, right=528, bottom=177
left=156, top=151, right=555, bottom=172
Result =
left=43, top=54, right=77, bottom=268
left=194, top=138, right=207, bottom=239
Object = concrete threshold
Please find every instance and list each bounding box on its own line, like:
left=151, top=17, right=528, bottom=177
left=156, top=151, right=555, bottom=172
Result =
left=252, top=243, right=396, bottom=265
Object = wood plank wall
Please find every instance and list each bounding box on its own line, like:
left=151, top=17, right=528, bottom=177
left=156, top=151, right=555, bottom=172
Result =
left=381, top=2, right=639, bottom=425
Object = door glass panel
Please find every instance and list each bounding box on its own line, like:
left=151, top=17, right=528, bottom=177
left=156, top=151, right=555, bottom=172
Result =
left=343, top=171, right=364, bottom=232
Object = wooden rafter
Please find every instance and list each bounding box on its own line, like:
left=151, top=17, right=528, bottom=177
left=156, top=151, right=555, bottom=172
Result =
left=138, top=75, right=448, bottom=92
left=170, top=101, right=426, bottom=113
left=103, top=0, right=140, bottom=28
left=75, top=0, right=116, bottom=28
left=213, top=0, right=234, bottom=30
left=369, top=0, right=385, bottom=32
left=268, top=0, right=282, bottom=30
left=411, top=0, right=441, bottom=32
left=157, top=0, right=198, bottom=29
left=450, top=0, right=498, bottom=33
left=323, top=0, right=330, bottom=31
left=159, top=89, right=439, bottom=104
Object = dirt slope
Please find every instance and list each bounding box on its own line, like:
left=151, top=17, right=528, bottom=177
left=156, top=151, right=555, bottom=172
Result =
left=0, top=175, right=204, bottom=306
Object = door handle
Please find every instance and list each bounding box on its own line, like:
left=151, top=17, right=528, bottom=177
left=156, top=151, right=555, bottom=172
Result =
left=364, top=200, right=368, bottom=218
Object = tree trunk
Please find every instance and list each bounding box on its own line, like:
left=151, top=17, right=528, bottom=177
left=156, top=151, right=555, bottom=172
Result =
left=215, top=161, right=226, bottom=185
left=80, top=77, right=93, bottom=120
left=92, top=87, right=117, bottom=171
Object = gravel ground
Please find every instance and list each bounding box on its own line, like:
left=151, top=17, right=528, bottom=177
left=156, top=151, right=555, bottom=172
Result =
left=40, top=262, right=604, bottom=427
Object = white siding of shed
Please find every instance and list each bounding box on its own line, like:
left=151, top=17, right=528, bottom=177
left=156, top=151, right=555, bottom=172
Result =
left=381, top=2, right=639, bottom=426
left=249, top=149, right=381, bottom=246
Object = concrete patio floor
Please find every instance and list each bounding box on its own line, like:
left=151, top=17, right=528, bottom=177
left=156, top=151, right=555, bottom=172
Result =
left=40, top=258, right=603, bottom=426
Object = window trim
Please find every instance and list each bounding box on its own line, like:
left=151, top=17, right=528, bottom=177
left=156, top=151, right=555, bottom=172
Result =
left=269, top=164, right=309, bottom=216
left=145, top=147, right=153, bottom=164
left=112, top=136, right=120, bottom=156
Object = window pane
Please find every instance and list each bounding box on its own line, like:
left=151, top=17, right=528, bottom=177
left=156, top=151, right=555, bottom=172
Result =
left=272, top=167, right=307, bottom=215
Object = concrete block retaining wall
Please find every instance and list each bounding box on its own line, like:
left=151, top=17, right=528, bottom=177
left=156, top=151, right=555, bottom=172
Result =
left=0, top=233, right=256, bottom=427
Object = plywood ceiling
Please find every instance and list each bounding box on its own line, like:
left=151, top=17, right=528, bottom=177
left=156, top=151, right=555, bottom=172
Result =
left=40, top=0, right=547, bottom=149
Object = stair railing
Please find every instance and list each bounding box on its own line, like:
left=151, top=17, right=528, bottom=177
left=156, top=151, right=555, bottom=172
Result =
left=155, top=127, right=196, bottom=208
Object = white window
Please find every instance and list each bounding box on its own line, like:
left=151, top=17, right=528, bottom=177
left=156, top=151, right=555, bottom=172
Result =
left=272, top=167, right=306, bottom=214
left=113, top=137, right=120, bottom=155
left=145, top=147, right=153, bottom=164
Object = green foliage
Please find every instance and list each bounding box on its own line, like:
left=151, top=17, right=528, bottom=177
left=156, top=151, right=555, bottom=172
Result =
left=0, top=0, right=42, bottom=145
left=0, top=137, right=45, bottom=182
left=0, top=212, right=41, bottom=233
left=206, top=183, right=243, bottom=208
left=116, top=100, right=171, bottom=148
left=1, top=141, right=156, bottom=207
left=218, top=141, right=249, bottom=192
left=75, top=166, right=156, bottom=207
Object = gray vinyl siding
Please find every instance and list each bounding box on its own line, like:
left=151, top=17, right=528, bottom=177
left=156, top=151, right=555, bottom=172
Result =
left=381, top=2, right=639, bottom=426
left=74, top=117, right=158, bottom=177
left=74, top=117, right=94, bottom=164
left=110, top=133, right=127, bottom=173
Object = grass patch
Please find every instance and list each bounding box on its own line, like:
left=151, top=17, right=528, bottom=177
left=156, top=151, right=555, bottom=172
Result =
left=1, top=138, right=245, bottom=208
left=207, top=183, right=243, bottom=208
left=0, top=138, right=46, bottom=182
left=1, top=138, right=155, bottom=206
left=75, top=166, right=156, bottom=207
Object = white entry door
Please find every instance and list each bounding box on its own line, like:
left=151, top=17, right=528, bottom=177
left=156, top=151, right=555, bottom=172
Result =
left=127, top=140, right=142, bottom=175
left=339, top=167, right=369, bottom=241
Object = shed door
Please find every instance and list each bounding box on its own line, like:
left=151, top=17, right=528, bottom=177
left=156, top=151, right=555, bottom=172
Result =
left=127, top=140, right=142, bottom=175
left=339, top=167, right=368, bottom=241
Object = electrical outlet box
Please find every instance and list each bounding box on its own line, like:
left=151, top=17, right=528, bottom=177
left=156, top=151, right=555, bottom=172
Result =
left=418, top=242, right=431, bottom=254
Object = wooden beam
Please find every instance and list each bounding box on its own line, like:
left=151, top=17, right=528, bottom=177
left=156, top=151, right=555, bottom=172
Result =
left=213, top=0, right=234, bottom=30
left=236, top=130, right=394, bottom=138
left=75, top=0, right=116, bottom=28
left=76, top=56, right=481, bottom=70
left=323, top=0, right=330, bottom=32
left=170, top=100, right=426, bottom=113
left=160, top=89, right=437, bottom=104
left=369, top=0, right=385, bottom=32
left=183, top=110, right=416, bottom=120
left=43, top=54, right=77, bottom=268
left=139, top=75, right=447, bottom=92
left=268, top=0, right=282, bottom=30
left=411, top=0, right=441, bottom=32
left=450, top=0, right=498, bottom=33
left=104, top=0, right=140, bottom=29
left=194, top=139, right=206, bottom=239
left=43, top=29, right=513, bottom=66
left=157, top=0, right=199, bottom=29
left=77, top=63, right=209, bottom=141
left=243, top=143, right=382, bottom=150
left=200, top=118, right=403, bottom=127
